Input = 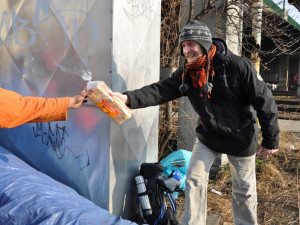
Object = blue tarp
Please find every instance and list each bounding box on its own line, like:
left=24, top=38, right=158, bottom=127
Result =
left=0, top=146, right=137, bottom=225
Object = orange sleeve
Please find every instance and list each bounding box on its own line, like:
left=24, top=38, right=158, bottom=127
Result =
left=0, top=88, right=70, bottom=128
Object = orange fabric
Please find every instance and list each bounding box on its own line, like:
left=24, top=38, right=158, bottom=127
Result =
left=185, top=44, right=217, bottom=90
left=0, top=88, right=70, bottom=128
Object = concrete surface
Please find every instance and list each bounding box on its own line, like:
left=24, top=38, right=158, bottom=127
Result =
left=278, top=119, right=300, bottom=132
left=207, top=215, right=221, bottom=225
left=176, top=210, right=220, bottom=225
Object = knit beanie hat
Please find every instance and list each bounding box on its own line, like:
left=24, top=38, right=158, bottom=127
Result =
left=179, top=20, right=212, bottom=56
left=178, top=20, right=214, bottom=94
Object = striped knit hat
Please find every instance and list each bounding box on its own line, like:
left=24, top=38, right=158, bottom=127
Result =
left=178, top=20, right=213, bottom=94
left=179, top=20, right=212, bottom=55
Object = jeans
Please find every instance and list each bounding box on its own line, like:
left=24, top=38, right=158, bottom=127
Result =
left=182, top=139, right=258, bottom=225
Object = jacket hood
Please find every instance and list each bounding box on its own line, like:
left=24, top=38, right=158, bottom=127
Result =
left=212, top=38, right=232, bottom=57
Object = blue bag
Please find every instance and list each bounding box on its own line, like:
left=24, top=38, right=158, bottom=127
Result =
left=160, top=149, right=192, bottom=191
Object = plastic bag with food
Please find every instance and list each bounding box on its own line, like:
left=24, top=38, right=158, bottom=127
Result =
left=87, top=81, right=132, bottom=124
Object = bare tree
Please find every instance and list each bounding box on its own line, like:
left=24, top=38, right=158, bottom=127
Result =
left=159, top=0, right=181, bottom=159
left=242, top=0, right=300, bottom=72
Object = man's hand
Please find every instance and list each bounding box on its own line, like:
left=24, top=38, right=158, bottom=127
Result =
left=109, top=92, right=130, bottom=105
left=69, top=88, right=94, bottom=109
left=256, top=146, right=278, bottom=158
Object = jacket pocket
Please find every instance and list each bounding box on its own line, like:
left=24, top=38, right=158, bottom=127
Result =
left=197, top=101, right=257, bottom=155
left=196, top=119, right=257, bottom=156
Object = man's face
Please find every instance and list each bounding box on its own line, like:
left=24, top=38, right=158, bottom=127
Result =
left=182, top=40, right=204, bottom=64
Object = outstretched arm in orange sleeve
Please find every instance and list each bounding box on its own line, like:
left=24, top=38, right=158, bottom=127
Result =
left=0, top=88, right=92, bottom=128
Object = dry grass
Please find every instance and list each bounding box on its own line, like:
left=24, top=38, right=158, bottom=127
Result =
left=207, top=130, right=300, bottom=224
left=175, top=130, right=300, bottom=224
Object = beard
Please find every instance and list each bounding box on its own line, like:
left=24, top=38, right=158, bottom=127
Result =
left=185, top=52, right=201, bottom=64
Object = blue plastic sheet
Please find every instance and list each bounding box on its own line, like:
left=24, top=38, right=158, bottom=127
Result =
left=0, top=146, right=137, bottom=225
left=160, top=149, right=192, bottom=191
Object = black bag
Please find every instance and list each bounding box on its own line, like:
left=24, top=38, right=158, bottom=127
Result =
left=136, top=162, right=180, bottom=225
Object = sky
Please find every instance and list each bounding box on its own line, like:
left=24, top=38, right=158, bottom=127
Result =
left=273, top=0, right=300, bottom=24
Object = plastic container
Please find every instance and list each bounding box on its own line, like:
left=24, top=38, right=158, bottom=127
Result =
left=87, top=81, right=132, bottom=124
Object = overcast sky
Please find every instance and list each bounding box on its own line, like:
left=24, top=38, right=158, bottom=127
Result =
left=273, top=0, right=300, bottom=24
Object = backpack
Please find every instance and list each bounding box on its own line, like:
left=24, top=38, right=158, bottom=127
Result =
left=135, top=162, right=181, bottom=225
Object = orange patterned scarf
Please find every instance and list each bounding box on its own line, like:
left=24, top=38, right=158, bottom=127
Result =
left=183, top=44, right=217, bottom=92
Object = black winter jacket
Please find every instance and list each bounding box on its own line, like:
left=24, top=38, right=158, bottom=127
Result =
left=126, top=38, right=279, bottom=157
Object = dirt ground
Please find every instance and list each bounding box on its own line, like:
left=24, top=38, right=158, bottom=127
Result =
left=174, top=130, right=300, bottom=225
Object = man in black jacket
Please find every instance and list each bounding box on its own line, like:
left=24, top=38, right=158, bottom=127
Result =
left=111, top=20, right=279, bottom=225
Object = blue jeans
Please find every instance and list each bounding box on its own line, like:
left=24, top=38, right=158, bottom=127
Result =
left=182, top=139, right=258, bottom=225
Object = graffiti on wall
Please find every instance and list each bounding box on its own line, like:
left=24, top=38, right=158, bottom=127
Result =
left=123, top=0, right=155, bottom=21
left=0, top=0, right=99, bottom=79
left=0, top=0, right=98, bottom=49
left=32, top=122, right=91, bottom=170
left=0, top=0, right=100, bottom=170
